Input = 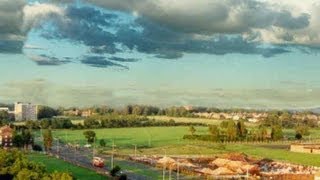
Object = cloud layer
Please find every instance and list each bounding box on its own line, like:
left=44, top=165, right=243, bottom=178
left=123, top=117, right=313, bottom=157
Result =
left=0, top=0, right=320, bottom=66
left=85, top=0, right=320, bottom=45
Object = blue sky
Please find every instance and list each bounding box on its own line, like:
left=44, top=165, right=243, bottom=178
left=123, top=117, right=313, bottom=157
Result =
left=1, top=0, right=320, bottom=108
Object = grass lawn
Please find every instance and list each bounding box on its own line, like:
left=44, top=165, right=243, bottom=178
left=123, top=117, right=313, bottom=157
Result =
left=52, top=126, right=209, bottom=147
left=225, top=144, right=320, bottom=167
left=27, top=153, right=106, bottom=180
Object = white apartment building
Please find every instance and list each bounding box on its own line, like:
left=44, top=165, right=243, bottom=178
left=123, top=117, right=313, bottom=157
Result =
left=0, top=107, right=9, bottom=112
left=14, top=102, right=38, bottom=121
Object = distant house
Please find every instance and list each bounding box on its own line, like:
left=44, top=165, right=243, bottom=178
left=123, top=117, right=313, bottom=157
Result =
left=63, top=109, right=80, bottom=116
left=81, top=109, right=95, bottom=118
left=0, top=107, right=9, bottom=112
left=248, top=118, right=259, bottom=123
left=0, top=125, right=13, bottom=148
left=290, top=143, right=320, bottom=154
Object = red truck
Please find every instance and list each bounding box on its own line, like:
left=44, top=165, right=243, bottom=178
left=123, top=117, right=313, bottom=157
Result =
left=92, top=157, right=104, bottom=168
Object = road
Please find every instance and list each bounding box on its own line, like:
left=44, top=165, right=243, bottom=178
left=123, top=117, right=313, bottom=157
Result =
left=50, top=142, right=152, bottom=180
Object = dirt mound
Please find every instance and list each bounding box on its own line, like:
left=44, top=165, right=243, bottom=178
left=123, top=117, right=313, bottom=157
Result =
left=211, top=158, right=231, bottom=167
left=222, top=153, right=250, bottom=162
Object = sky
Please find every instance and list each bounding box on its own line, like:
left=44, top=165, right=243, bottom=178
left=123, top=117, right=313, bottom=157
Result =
left=1, top=0, right=320, bottom=109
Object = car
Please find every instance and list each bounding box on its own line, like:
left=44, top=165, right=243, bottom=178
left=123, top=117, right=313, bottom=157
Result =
left=92, top=157, right=104, bottom=168
left=84, top=144, right=92, bottom=148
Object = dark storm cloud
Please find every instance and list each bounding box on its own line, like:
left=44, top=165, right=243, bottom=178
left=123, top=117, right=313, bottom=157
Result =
left=0, top=40, right=24, bottom=54
left=84, top=0, right=310, bottom=34
left=41, top=5, right=290, bottom=60
left=0, top=0, right=25, bottom=54
left=29, top=54, right=71, bottom=66
left=274, top=12, right=310, bottom=30
left=80, top=56, right=128, bottom=69
left=117, top=18, right=291, bottom=58
left=109, top=56, right=139, bottom=62
left=0, top=0, right=25, bottom=37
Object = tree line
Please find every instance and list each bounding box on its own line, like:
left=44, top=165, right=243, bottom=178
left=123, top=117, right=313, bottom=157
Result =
left=183, top=119, right=310, bottom=142
left=18, top=115, right=205, bottom=130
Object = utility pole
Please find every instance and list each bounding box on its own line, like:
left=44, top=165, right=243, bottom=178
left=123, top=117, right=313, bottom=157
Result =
left=162, top=164, right=166, bottom=180
left=177, top=160, right=180, bottom=180
left=111, top=140, right=115, bottom=169
left=57, top=138, right=60, bottom=154
left=246, top=166, right=249, bottom=180
left=92, top=137, right=95, bottom=158
left=134, top=144, right=137, bottom=157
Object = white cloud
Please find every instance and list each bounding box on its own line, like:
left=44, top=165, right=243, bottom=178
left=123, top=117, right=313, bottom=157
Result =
left=85, top=0, right=320, bottom=46
left=0, top=0, right=65, bottom=53
left=23, top=3, right=65, bottom=32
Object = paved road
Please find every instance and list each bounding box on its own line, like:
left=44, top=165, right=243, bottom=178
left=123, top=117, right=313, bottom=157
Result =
left=50, top=143, right=151, bottom=180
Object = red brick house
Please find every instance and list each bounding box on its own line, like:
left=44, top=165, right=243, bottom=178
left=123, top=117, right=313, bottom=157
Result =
left=0, top=125, right=13, bottom=148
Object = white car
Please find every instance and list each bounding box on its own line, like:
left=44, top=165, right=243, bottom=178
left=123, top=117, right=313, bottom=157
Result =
left=84, top=144, right=92, bottom=148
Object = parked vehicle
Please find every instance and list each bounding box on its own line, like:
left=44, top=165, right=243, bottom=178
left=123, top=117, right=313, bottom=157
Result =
left=84, top=144, right=92, bottom=148
left=92, top=157, right=104, bottom=168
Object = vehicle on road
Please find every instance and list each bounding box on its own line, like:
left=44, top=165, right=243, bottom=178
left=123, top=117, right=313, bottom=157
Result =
left=92, top=157, right=104, bottom=168
left=84, top=144, right=92, bottom=148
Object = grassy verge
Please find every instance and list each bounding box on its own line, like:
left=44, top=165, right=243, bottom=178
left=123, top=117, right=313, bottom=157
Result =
left=113, top=158, right=162, bottom=179
left=27, top=153, right=106, bottom=180
left=226, top=144, right=320, bottom=167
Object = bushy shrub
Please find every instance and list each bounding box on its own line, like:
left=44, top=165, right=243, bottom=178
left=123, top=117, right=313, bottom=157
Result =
left=32, top=144, right=43, bottom=151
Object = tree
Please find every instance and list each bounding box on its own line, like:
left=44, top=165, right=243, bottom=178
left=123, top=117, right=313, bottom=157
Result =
left=226, top=120, right=237, bottom=141
left=40, top=119, right=51, bottom=129
left=50, top=172, right=73, bottom=180
left=0, top=149, right=72, bottom=179
left=264, top=112, right=281, bottom=127
left=236, top=120, right=247, bottom=139
left=110, top=165, right=121, bottom=177
left=208, top=125, right=219, bottom=141
left=271, top=125, right=283, bottom=141
left=295, top=125, right=310, bottom=136
left=83, top=130, right=96, bottom=144
left=21, top=129, right=34, bottom=150
left=220, top=121, right=229, bottom=129
left=189, top=126, right=196, bottom=136
left=279, top=111, right=294, bottom=128
left=295, top=133, right=302, bottom=140
left=99, top=139, right=106, bottom=147
left=0, top=111, right=9, bottom=121
left=83, top=118, right=100, bottom=128
left=259, top=126, right=268, bottom=141
left=12, top=133, right=24, bottom=148
left=43, top=129, right=53, bottom=152
left=38, top=106, right=58, bottom=119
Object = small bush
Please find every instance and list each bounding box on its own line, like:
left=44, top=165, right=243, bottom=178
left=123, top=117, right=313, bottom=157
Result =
left=110, top=165, right=121, bottom=177
left=32, top=144, right=43, bottom=151
left=119, top=174, right=127, bottom=180
left=295, top=133, right=302, bottom=140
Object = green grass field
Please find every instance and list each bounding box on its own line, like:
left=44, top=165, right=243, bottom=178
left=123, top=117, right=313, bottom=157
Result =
left=51, top=126, right=320, bottom=167
left=27, top=153, right=106, bottom=180
left=53, top=126, right=205, bottom=147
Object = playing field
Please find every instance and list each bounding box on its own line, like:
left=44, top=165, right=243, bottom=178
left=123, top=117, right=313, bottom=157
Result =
left=27, top=153, right=106, bottom=180
left=53, top=126, right=207, bottom=147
